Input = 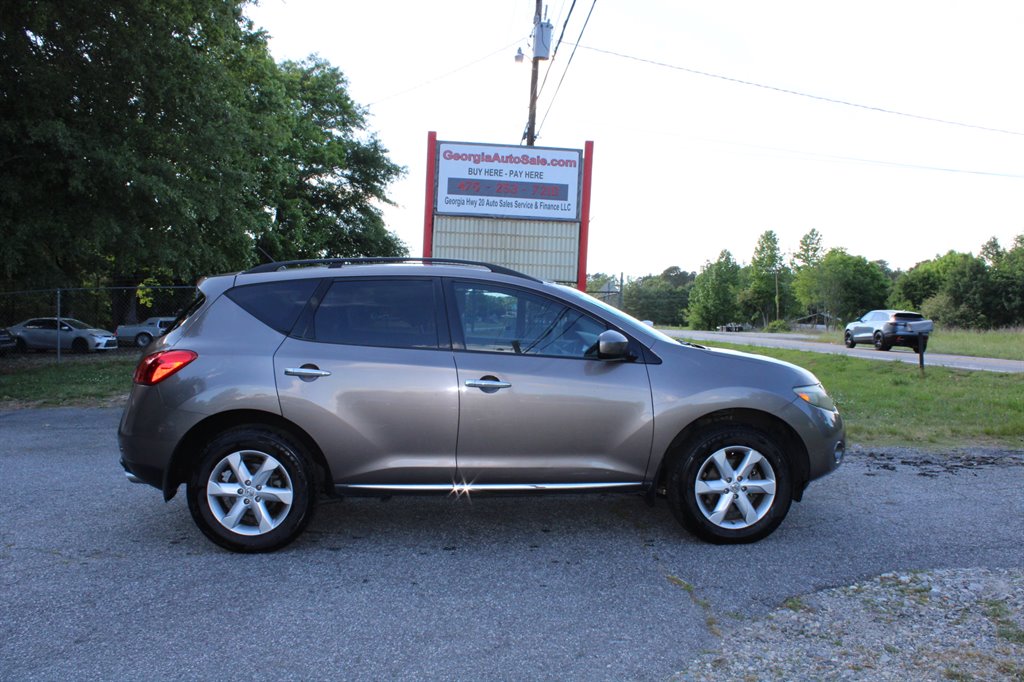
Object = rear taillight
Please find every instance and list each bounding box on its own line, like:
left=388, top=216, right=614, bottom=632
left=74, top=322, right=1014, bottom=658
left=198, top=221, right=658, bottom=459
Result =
left=133, top=350, right=198, bottom=386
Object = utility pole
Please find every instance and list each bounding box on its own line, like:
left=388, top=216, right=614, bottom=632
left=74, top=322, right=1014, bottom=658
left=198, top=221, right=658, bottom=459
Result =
left=524, top=0, right=551, bottom=146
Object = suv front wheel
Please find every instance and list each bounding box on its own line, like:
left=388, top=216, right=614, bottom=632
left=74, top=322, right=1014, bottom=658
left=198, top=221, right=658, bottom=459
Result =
left=668, top=426, right=792, bottom=544
left=187, top=426, right=316, bottom=552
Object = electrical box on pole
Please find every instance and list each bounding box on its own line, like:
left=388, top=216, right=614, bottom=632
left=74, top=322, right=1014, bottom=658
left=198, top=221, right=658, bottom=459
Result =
left=534, top=18, right=552, bottom=59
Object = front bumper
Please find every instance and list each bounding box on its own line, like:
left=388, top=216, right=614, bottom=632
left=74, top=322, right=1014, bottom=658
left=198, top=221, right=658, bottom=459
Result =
left=783, top=397, right=846, bottom=484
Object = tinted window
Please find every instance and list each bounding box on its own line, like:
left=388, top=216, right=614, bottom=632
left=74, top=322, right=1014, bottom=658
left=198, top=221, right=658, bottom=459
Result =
left=227, top=280, right=319, bottom=334
left=314, top=279, right=438, bottom=349
left=168, top=293, right=206, bottom=334
left=452, top=282, right=605, bottom=358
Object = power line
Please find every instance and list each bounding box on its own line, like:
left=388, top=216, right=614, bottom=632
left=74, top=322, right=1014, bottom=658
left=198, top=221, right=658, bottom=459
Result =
left=367, top=37, right=527, bottom=106
left=718, top=138, right=1024, bottom=179
left=614, top=126, right=1024, bottom=179
left=574, top=43, right=1024, bottom=138
left=535, top=0, right=597, bottom=139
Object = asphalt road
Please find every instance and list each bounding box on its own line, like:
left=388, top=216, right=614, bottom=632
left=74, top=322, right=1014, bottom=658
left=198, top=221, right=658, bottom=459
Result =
left=661, top=330, right=1024, bottom=374
left=2, top=408, right=1022, bottom=681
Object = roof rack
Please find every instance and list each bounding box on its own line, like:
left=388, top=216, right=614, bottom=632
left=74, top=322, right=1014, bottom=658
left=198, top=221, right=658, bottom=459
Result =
left=243, top=257, right=542, bottom=281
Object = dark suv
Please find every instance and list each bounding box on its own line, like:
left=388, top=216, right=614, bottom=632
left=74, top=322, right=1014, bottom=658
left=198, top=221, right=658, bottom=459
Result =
left=844, top=309, right=934, bottom=351
left=119, top=258, right=845, bottom=552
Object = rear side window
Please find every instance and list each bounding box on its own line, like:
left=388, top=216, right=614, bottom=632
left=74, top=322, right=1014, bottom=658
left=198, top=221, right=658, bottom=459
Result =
left=226, top=280, right=319, bottom=334
left=313, top=279, right=438, bottom=349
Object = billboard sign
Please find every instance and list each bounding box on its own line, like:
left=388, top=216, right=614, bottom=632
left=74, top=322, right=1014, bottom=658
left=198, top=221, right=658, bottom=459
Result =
left=435, top=141, right=582, bottom=222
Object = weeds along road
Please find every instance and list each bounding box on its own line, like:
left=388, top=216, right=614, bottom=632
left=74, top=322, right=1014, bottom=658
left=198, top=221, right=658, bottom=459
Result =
left=1, top=408, right=1022, bottom=680
left=663, top=330, right=1024, bottom=374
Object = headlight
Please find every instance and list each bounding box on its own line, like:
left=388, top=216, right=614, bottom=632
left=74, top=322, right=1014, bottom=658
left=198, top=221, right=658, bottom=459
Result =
left=794, top=384, right=836, bottom=412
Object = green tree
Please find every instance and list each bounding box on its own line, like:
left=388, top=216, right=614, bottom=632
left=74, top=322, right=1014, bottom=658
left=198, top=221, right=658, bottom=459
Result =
left=0, top=1, right=404, bottom=292
left=791, top=228, right=824, bottom=270
left=621, top=271, right=689, bottom=326
left=687, top=250, right=740, bottom=330
left=889, top=257, right=947, bottom=310
left=586, top=272, right=617, bottom=294
left=742, top=230, right=793, bottom=326
left=816, top=249, right=890, bottom=325
left=254, top=57, right=405, bottom=261
left=909, top=251, right=993, bottom=328
left=989, top=235, right=1024, bottom=326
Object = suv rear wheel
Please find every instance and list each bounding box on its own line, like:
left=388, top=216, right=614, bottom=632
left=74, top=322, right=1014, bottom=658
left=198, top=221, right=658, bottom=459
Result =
left=187, top=426, right=315, bottom=552
left=667, top=426, right=792, bottom=544
left=873, top=331, right=890, bottom=351
left=844, top=332, right=855, bottom=348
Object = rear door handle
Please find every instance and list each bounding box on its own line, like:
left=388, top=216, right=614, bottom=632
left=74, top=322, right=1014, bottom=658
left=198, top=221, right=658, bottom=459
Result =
left=285, top=367, right=332, bottom=379
left=465, top=378, right=511, bottom=390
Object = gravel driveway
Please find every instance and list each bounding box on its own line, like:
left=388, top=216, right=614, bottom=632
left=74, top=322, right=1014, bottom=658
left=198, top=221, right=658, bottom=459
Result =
left=1, top=408, right=1021, bottom=680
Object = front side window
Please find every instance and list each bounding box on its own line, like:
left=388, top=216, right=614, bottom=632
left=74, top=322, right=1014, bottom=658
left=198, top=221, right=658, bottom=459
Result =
left=451, top=282, right=605, bottom=358
left=314, top=279, right=439, bottom=349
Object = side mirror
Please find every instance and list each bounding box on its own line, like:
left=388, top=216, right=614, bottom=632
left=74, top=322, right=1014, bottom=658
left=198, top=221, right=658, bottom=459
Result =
left=597, top=330, right=629, bottom=360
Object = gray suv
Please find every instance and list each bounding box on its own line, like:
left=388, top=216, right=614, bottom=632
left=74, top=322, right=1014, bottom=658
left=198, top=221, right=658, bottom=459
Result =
left=119, top=258, right=845, bottom=552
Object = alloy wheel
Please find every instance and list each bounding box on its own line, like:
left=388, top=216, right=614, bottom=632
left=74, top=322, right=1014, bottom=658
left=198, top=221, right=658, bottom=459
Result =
left=694, top=445, right=777, bottom=529
left=205, top=450, right=294, bottom=536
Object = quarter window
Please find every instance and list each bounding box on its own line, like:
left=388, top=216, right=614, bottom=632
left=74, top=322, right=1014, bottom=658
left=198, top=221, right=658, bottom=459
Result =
left=314, top=279, right=439, bottom=349
left=451, top=282, right=606, bottom=358
left=227, top=280, right=318, bottom=334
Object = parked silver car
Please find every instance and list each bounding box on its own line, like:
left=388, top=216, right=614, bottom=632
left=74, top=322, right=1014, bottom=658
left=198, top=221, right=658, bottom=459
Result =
left=9, top=317, right=118, bottom=353
left=115, top=316, right=176, bottom=347
left=119, top=258, right=845, bottom=552
left=0, top=327, right=16, bottom=355
left=844, top=309, right=933, bottom=351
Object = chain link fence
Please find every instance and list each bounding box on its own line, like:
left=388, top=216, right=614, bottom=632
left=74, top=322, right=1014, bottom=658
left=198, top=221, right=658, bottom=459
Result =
left=1, top=286, right=197, bottom=364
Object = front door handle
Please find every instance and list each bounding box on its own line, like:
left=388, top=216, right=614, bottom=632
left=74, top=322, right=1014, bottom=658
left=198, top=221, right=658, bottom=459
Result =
left=465, top=378, right=511, bottom=390
left=285, top=366, right=332, bottom=379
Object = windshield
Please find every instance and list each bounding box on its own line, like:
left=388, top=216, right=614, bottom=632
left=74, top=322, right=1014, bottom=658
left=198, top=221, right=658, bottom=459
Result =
left=62, top=319, right=90, bottom=329
left=553, top=285, right=681, bottom=345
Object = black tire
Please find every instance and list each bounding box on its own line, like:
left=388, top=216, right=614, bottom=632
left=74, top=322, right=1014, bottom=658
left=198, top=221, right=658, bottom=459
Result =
left=872, top=332, right=890, bottom=351
left=71, top=337, right=89, bottom=353
left=667, top=426, right=792, bottom=544
left=187, top=426, right=316, bottom=553
left=14, top=337, right=27, bottom=353
left=134, top=332, right=153, bottom=347
left=844, top=332, right=855, bottom=348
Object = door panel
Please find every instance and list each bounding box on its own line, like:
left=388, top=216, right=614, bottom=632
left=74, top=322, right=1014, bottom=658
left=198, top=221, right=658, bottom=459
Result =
left=454, top=353, right=654, bottom=484
left=275, top=277, right=458, bottom=485
left=276, top=338, right=459, bottom=484
left=445, top=279, right=654, bottom=484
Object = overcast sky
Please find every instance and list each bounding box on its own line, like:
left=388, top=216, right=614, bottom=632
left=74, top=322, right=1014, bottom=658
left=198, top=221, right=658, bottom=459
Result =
left=246, top=0, right=1024, bottom=277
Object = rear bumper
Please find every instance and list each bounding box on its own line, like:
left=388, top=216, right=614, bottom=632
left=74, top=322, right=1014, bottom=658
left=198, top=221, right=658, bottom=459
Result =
left=883, top=331, right=926, bottom=348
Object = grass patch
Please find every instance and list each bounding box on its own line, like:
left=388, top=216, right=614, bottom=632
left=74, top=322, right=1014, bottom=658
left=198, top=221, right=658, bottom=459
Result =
left=789, top=326, right=1024, bottom=361
left=985, top=599, right=1024, bottom=645
left=694, top=342, right=1024, bottom=450
left=927, top=326, right=1024, bottom=361
left=782, top=596, right=810, bottom=612
left=0, top=353, right=138, bottom=407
